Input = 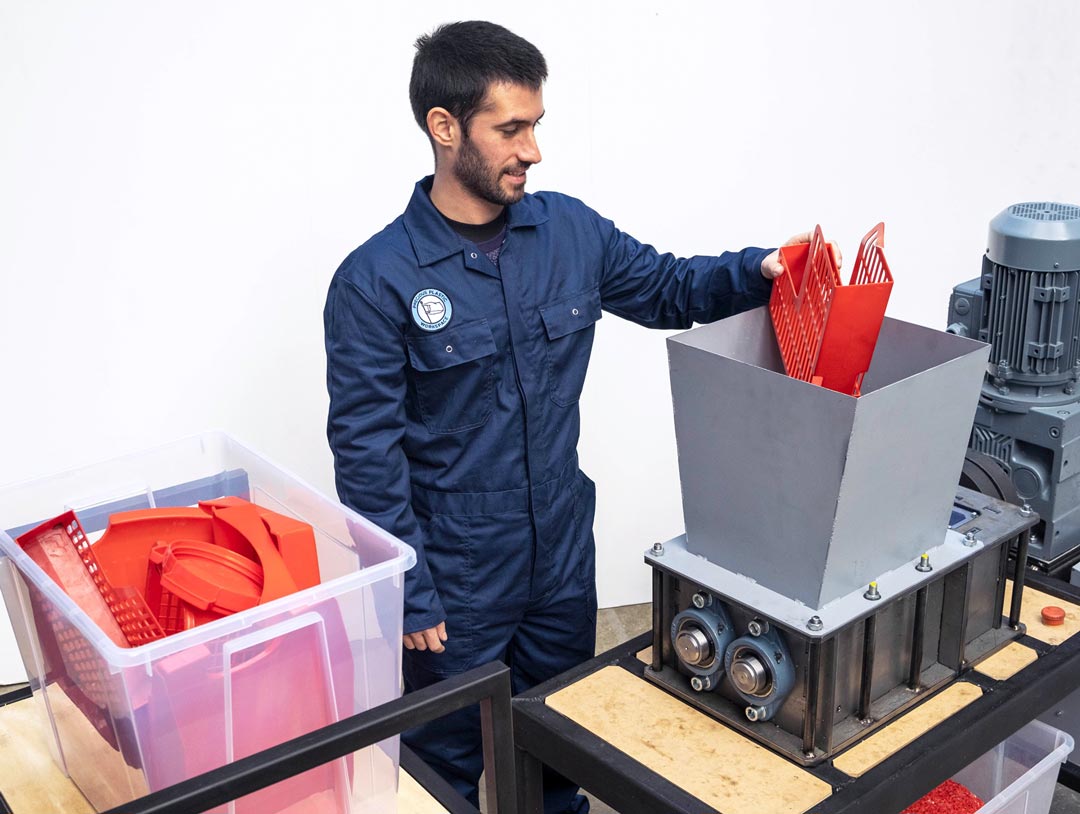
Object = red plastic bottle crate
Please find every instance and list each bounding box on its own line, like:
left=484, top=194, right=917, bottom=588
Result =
left=769, top=223, right=893, bottom=396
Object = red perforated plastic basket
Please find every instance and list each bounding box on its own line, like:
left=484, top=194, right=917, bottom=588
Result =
left=769, top=223, right=893, bottom=396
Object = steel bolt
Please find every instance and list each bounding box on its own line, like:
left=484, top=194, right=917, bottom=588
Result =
left=807, top=616, right=823, bottom=632
left=748, top=618, right=769, bottom=636
left=690, top=675, right=713, bottom=692
left=1020, top=504, right=1034, bottom=518
left=652, top=541, right=665, bottom=556
left=863, top=581, right=882, bottom=601
left=963, top=530, right=978, bottom=547
left=915, top=553, right=932, bottom=572
left=745, top=705, right=768, bottom=722
left=691, top=592, right=712, bottom=609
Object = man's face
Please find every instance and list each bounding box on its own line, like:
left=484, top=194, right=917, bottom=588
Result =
left=452, top=82, right=544, bottom=209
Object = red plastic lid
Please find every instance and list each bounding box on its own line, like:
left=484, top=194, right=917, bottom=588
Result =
left=1042, top=606, right=1067, bottom=626
left=154, top=539, right=263, bottom=614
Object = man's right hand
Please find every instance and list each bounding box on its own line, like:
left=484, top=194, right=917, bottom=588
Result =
left=403, top=621, right=448, bottom=653
left=760, top=232, right=843, bottom=280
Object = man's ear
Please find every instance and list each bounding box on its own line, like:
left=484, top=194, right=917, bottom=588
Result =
left=426, top=107, right=457, bottom=149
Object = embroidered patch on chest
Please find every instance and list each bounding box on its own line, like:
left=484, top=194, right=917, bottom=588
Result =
left=411, top=289, right=453, bottom=331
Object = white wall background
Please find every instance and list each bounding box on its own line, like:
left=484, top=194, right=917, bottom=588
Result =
left=2, top=0, right=1079, bottom=666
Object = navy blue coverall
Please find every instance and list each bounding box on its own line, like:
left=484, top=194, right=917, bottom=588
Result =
left=325, top=177, right=771, bottom=811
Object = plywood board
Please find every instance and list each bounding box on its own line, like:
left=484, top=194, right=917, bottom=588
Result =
left=0, top=696, right=94, bottom=814
left=1004, top=582, right=1080, bottom=645
left=48, top=687, right=150, bottom=805
left=833, top=682, right=982, bottom=778
left=399, top=771, right=449, bottom=814
left=974, top=642, right=1038, bottom=681
left=636, top=645, right=652, bottom=664
left=546, top=666, right=832, bottom=814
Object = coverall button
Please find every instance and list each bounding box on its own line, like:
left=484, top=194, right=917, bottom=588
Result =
left=470, top=252, right=478, bottom=259
left=445, top=345, right=453, bottom=353
left=572, top=308, right=579, bottom=316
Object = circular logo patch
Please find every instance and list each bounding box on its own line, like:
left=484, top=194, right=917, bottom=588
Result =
left=411, top=289, right=453, bottom=331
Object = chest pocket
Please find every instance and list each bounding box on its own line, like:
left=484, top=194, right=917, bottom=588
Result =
left=407, top=319, right=496, bottom=433
left=540, top=287, right=602, bottom=407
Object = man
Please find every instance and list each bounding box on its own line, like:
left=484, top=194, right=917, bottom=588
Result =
left=325, top=20, right=804, bottom=812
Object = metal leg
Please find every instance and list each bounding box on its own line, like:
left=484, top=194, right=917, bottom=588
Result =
left=515, top=746, right=545, bottom=814
left=480, top=667, right=518, bottom=814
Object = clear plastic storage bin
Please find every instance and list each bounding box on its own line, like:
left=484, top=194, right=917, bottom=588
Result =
left=0, top=432, right=415, bottom=814
left=952, top=719, right=1074, bottom=814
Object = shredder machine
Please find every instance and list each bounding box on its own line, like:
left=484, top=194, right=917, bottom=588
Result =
left=643, top=302, right=1036, bottom=765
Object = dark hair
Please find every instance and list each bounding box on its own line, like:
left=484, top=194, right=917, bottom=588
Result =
left=410, top=21, right=547, bottom=139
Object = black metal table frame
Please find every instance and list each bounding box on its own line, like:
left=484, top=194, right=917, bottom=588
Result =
left=0, top=661, right=516, bottom=814
left=513, top=572, right=1080, bottom=814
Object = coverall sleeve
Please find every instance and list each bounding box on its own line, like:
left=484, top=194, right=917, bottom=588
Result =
left=594, top=210, right=774, bottom=329
left=324, top=276, right=446, bottom=634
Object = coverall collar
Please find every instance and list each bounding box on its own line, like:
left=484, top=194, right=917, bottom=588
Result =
left=403, top=176, right=549, bottom=275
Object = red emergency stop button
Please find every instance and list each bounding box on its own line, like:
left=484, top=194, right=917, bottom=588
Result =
left=1041, top=606, right=1066, bottom=626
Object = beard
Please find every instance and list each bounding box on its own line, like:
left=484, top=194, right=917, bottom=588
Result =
left=453, top=135, right=529, bottom=208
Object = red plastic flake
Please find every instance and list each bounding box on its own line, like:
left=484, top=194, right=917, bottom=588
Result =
left=903, top=779, right=984, bottom=814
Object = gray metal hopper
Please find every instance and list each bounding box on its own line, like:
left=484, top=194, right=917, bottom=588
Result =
left=667, top=307, right=990, bottom=609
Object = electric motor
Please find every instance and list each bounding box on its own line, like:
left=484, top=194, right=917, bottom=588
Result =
left=949, top=202, right=1080, bottom=406
left=948, top=202, right=1080, bottom=566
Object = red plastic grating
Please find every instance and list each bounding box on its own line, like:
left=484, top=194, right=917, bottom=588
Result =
left=106, top=586, right=170, bottom=646
left=67, top=515, right=167, bottom=646
left=769, top=223, right=893, bottom=396
left=17, top=511, right=165, bottom=648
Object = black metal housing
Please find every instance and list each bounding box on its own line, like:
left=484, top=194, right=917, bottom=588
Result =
left=644, top=489, right=1036, bottom=765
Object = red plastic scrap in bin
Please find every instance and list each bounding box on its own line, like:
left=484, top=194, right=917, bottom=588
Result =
left=15, top=511, right=165, bottom=647
left=199, top=496, right=321, bottom=590
left=201, top=501, right=300, bottom=602
left=20, top=498, right=322, bottom=643
left=769, top=223, right=894, bottom=396
left=92, top=506, right=213, bottom=593
left=145, top=539, right=264, bottom=634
